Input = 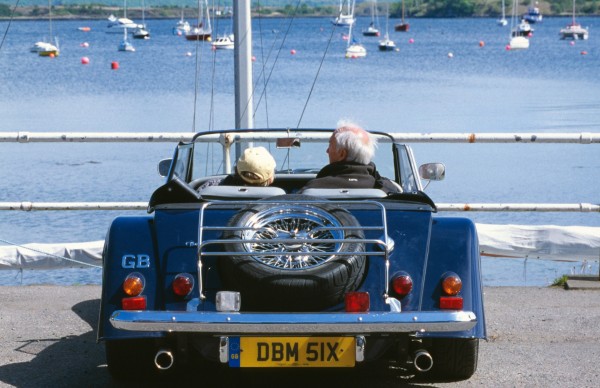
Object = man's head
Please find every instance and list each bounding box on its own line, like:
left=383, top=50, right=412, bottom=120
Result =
left=327, top=120, right=376, bottom=164
left=236, top=146, right=276, bottom=186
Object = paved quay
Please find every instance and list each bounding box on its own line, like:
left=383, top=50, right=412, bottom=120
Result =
left=0, top=285, right=599, bottom=387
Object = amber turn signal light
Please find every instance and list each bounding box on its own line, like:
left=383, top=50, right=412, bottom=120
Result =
left=441, top=272, right=462, bottom=296
left=123, top=273, right=145, bottom=296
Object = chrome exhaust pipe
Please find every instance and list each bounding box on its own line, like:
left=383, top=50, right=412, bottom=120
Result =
left=413, top=349, right=433, bottom=372
left=154, top=349, right=174, bottom=370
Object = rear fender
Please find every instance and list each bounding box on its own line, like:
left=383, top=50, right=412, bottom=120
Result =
left=423, top=217, right=486, bottom=338
left=98, top=215, right=161, bottom=341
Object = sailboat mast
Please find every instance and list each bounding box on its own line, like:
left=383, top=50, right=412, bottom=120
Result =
left=233, top=0, right=253, bottom=130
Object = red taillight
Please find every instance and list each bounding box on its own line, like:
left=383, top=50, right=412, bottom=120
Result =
left=441, top=272, right=462, bottom=296
left=172, top=273, right=194, bottom=297
left=122, top=296, right=147, bottom=310
left=345, top=292, right=370, bottom=312
left=391, top=273, right=413, bottom=298
left=123, top=273, right=145, bottom=296
left=440, top=296, right=463, bottom=310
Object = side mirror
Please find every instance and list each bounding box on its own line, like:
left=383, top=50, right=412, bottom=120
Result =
left=419, top=163, right=445, bottom=181
left=157, top=159, right=172, bottom=177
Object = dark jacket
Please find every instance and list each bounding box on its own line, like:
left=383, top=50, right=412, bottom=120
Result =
left=301, top=161, right=400, bottom=194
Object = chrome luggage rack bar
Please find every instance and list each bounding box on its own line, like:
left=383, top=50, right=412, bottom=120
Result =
left=195, top=199, right=390, bottom=301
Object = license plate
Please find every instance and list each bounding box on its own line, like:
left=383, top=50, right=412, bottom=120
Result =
left=228, top=336, right=355, bottom=368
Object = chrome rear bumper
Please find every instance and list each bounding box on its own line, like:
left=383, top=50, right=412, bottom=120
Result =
left=110, top=310, right=477, bottom=334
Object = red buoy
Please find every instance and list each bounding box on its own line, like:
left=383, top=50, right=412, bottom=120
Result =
left=81, top=57, right=90, bottom=65
left=111, top=61, right=119, bottom=70
left=290, top=49, right=296, bottom=55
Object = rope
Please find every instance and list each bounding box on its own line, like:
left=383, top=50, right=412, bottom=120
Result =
left=0, top=0, right=21, bottom=53
left=0, top=238, right=102, bottom=269
left=296, top=12, right=340, bottom=128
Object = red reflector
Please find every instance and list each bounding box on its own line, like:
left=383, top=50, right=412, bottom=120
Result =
left=122, top=296, right=147, bottom=310
left=440, top=296, right=463, bottom=310
left=172, top=273, right=194, bottom=297
left=345, top=292, right=370, bottom=312
left=391, top=274, right=413, bottom=297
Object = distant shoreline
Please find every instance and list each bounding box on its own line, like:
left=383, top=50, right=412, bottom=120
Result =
left=2, top=5, right=599, bottom=21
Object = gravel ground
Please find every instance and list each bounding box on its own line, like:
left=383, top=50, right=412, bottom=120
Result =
left=0, top=286, right=599, bottom=387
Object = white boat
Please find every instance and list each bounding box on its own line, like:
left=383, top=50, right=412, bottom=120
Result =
left=173, top=7, right=191, bottom=35
left=332, top=0, right=355, bottom=26
left=107, top=15, right=141, bottom=33
left=512, top=20, right=534, bottom=37
left=508, top=0, right=530, bottom=49
left=211, top=34, right=235, bottom=50
left=497, top=0, right=508, bottom=26
left=106, top=0, right=142, bottom=34
left=345, top=14, right=366, bottom=58
left=132, top=0, right=150, bottom=40
left=32, top=0, right=59, bottom=57
left=560, top=0, right=589, bottom=40
left=378, top=3, right=396, bottom=51
left=118, top=28, right=135, bottom=52
left=362, top=1, right=380, bottom=37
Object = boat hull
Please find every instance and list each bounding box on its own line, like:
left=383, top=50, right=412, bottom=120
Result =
left=394, top=23, right=409, bottom=32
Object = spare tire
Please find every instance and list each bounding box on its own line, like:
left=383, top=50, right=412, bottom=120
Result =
left=219, top=195, right=367, bottom=311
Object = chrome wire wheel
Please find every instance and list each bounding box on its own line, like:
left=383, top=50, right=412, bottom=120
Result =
left=241, top=205, right=344, bottom=270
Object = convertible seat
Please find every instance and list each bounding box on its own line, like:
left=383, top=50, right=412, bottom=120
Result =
left=301, top=188, right=388, bottom=199
left=198, top=185, right=286, bottom=200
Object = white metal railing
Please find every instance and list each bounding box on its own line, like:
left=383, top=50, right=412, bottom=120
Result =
left=2, top=131, right=599, bottom=212
left=1, top=201, right=599, bottom=212
left=1, top=131, right=600, bottom=143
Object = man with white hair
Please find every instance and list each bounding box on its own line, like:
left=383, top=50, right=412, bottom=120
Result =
left=301, top=120, right=399, bottom=193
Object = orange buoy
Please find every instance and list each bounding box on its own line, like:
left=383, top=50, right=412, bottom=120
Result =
left=49, top=53, right=55, bottom=58
left=479, top=41, right=485, bottom=47
left=111, top=61, right=119, bottom=70
left=81, top=57, right=90, bottom=65
left=581, top=51, right=588, bottom=55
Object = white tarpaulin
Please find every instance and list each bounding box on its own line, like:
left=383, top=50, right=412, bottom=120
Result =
left=477, top=224, right=600, bottom=261
left=0, top=240, right=104, bottom=270
left=1, top=224, right=599, bottom=270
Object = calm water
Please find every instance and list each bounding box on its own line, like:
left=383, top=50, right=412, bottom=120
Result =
left=1, top=17, right=599, bottom=286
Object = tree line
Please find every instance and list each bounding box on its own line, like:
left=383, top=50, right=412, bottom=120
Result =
left=1, top=1, right=599, bottom=19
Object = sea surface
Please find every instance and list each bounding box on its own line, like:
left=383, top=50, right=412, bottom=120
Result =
left=0, top=16, right=599, bottom=286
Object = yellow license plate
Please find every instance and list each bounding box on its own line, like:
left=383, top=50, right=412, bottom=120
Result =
left=229, top=336, right=356, bottom=368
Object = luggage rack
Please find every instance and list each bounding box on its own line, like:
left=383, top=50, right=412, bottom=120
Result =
left=194, top=198, right=391, bottom=301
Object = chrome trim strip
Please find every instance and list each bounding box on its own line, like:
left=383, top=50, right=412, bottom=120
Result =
left=110, top=310, right=477, bottom=334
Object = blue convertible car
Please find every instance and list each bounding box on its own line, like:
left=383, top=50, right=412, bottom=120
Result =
left=98, top=129, right=486, bottom=382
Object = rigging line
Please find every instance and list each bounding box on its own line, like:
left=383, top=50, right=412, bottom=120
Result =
left=250, top=0, right=303, bottom=121
left=0, top=0, right=21, bottom=53
left=250, top=14, right=287, bottom=123
left=192, top=0, right=208, bottom=133
left=0, top=238, right=102, bottom=269
left=209, top=0, right=220, bottom=132
left=296, top=13, right=340, bottom=128
left=255, top=1, right=270, bottom=128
